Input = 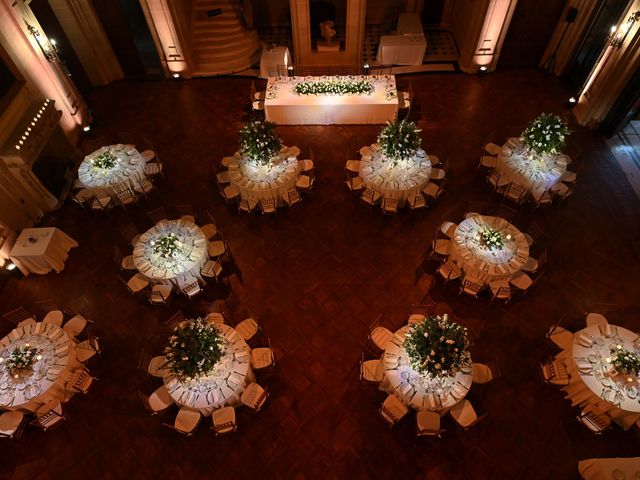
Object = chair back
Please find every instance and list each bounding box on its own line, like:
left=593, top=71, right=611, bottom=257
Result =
left=147, top=206, right=167, bottom=224
left=120, top=223, right=139, bottom=244
left=3, top=307, right=32, bottom=325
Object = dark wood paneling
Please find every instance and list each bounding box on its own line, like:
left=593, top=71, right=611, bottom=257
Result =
left=90, top=0, right=146, bottom=78
left=29, top=0, right=92, bottom=96
left=500, top=0, right=567, bottom=67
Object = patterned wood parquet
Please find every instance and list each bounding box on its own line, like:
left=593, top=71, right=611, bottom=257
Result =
left=1, top=69, right=640, bottom=480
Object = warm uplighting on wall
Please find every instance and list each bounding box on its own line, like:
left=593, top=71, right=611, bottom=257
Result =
left=26, top=23, right=57, bottom=63
left=608, top=12, right=640, bottom=48
left=15, top=99, right=52, bottom=151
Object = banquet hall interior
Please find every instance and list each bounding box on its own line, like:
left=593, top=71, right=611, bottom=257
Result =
left=0, top=0, right=640, bottom=478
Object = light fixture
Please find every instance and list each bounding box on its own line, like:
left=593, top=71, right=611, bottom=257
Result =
left=363, top=63, right=370, bottom=75
left=479, top=65, right=488, bottom=72
left=25, top=23, right=57, bottom=63
left=5, top=263, right=16, bottom=271
left=287, top=65, right=294, bottom=77
left=172, top=73, right=180, bottom=79
left=609, top=11, right=640, bottom=48
left=568, top=96, right=577, bottom=104
left=82, top=125, right=91, bottom=132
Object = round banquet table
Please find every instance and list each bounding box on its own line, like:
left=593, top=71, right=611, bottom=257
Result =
left=450, top=215, right=529, bottom=285
left=0, top=321, right=80, bottom=413
left=496, top=138, right=568, bottom=196
left=133, top=219, right=208, bottom=286
left=228, top=147, right=300, bottom=206
left=163, top=324, right=254, bottom=416
left=379, top=324, right=472, bottom=411
left=570, top=324, right=640, bottom=414
left=77, top=144, right=147, bottom=199
left=360, top=145, right=432, bottom=206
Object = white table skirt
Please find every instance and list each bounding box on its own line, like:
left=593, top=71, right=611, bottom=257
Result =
left=377, top=35, right=427, bottom=66
left=133, top=220, right=208, bottom=286
left=450, top=215, right=529, bottom=284
left=360, top=146, right=431, bottom=205
left=163, top=324, right=254, bottom=416
left=578, top=458, right=640, bottom=480
left=0, top=322, right=81, bottom=413
left=380, top=324, right=472, bottom=411
left=264, top=76, right=398, bottom=125
left=229, top=152, right=300, bottom=205
left=497, top=139, right=567, bottom=195
left=77, top=144, right=147, bottom=200
left=9, top=228, right=78, bottom=276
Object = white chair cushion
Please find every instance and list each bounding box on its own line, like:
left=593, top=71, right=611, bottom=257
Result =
left=362, top=359, right=384, bottom=382
left=250, top=348, right=273, bottom=369
left=484, top=142, right=502, bottom=156
left=0, top=411, right=23, bottom=436
left=471, top=363, right=493, bottom=384
left=417, top=410, right=440, bottom=431
left=207, top=241, right=226, bottom=258
left=175, top=408, right=200, bottom=433
left=236, top=318, right=258, bottom=340
left=449, top=399, right=477, bottom=427
left=63, top=314, right=87, bottom=337
left=371, top=326, right=393, bottom=350
left=43, top=310, right=64, bottom=327
left=201, top=224, right=218, bottom=240
left=345, top=160, right=360, bottom=172
left=408, top=314, right=425, bottom=325
left=148, top=356, right=169, bottom=377
left=586, top=313, right=608, bottom=327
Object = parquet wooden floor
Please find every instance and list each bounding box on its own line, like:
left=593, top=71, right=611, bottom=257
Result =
left=1, top=68, right=639, bottom=480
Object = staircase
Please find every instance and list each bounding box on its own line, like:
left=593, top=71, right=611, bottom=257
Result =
left=192, top=0, right=260, bottom=76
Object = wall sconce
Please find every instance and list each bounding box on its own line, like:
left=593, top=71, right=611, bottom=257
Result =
left=609, top=11, right=640, bottom=48
left=287, top=65, right=294, bottom=77
left=363, top=63, right=370, bottom=75
left=26, top=23, right=57, bottom=63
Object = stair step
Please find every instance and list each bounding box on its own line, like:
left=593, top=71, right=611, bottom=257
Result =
left=194, top=40, right=255, bottom=53
left=194, top=46, right=257, bottom=63
left=194, top=32, right=247, bottom=44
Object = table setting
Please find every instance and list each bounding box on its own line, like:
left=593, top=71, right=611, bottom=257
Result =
left=133, top=219, right=208, bottom=286
left=450, top=215, right=529, bottom=284
left=162, top=320, right=254, bottom=416
left=9, top=227, right=78, bottom=275
left=380, top=314, right=472, bottom=411
left=0, top=321, right=79, bottom=412
left=571, top=324, right=640, bottom=413
left=77, top=144, right=147, bottom=199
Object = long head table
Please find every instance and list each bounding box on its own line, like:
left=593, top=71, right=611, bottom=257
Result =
left=264, top=75, right=398, bottom=125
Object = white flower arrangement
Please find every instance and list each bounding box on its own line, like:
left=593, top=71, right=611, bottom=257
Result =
left=151, top=233, right=181, bottom=259
left=239, top=120, right=282, bottom=166
left=521, top=113, right=570, bottom=156
left=91, top=151, right=117, bottom=169
left=294, top=79, right=373, bottom=96
left=403, top=314, right=471, bottom=378
left=377, top=120, right=421, bottom=164
left=164, top=319, right=225, bottom=380
left=478, top=227, right=507, bottom=251
left=5, top=344, right=39, bottom=371
left=609, top=346, right=640, bottom=376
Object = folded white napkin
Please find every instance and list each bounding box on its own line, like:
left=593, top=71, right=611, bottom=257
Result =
left=577, top=333, right=593, bottom=347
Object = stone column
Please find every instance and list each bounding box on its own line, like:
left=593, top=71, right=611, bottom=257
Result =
left=47, top=0, right=123, bottom=86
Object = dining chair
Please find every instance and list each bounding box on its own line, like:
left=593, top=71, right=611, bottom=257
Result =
left=260, top=198, right=277, bottom=214
left=76, top=334, right=100, bottom=363
left=379, top=394, right=409, bottom=427
left=346, top=175, right=364, bottom=192
left=577, top=408, right=611, bottom=434
left=0, top=412, right=26, bottom=439
left=431, top=238, right=451, bottom=259
left=295, top=174, right=315, bottom=192
left=412, top=295, right=437, bottom=316
left=164, top=407, right=201, bottom=435
left=125, top=273, right=150, bottom=295
left=459, top=276, right=483, bottom=298
left=430, top=168, right=446, bottom=181
left=585, top=313, right=608, bottom=327
left=359, top=354, right=383, bottom=383
left=240, top=382, right=268, bottom=412
left=90, top=194, right=113, bottom=212
left=200, top=211, right=219, bottom=240
left=250, top=344, right=275, bottom=370
left=164, top=311, right=186, bottom=332
left=283, top=189, right=302, bottom=206
left=360, top=187, right=381, bottom=206
left=539, top=357, right=569, bottom=386
left=478, top=155, right=497, bottom=170
left=149, top=284, right=173, bottom=304
left=175, top=204, right=196, bottom=223
left=368, top=314, right=393, bottom=351
left=201, top=259, right=223, bottom=280
left=144, top=154, right=164, bottom=177
left=147, top=206, right=167, bottom=224
left=532, top=189, right=553, bottom=208
left=524, top=221, right=545, bottom=247
left=115, top=187, right=137, bottom=207
left=67, top=369, right=94, bottom=395
left=496, top=203, right=518, bottom=222
left=509, top=271, right=533, bottom=292
left=211, top=407, right=237, bottom=435
left=179, top=278, right=202, bottom=300
left=30, top=401, right=65, bottom=431
left=408, top=192, right=427, bottom=209
left=561, top=170, right=577, bottom=183
left=484, top=142, right=502, bottom=156
left=489, top=280, right=511, bottom=303
left=63, top=313, right=90, bottom=338
left=120, top=222, right=141, bottom=246
left=344, top=159, right=360, bottom=174
left=113, top=246, right=136, bottom=271
left=437, top=261, right=462, bottom=283
left=140, top=385, right=174, bottom=415
left=486, top=171, right=509, bottom=192
left=503, top=183, right=527, bottom=205
left=140, top=149, right=156, bottom=163
left=416, top=410, right=445, bottom=437
left=449, top=400, right=487, bottom=430
left=471, top=362, right=494, bottom=384
left=381, top=196, right=399, bottom=215
left=423, top=182, right=444, bottom=201
left=545, top=322, right=574, bottom=351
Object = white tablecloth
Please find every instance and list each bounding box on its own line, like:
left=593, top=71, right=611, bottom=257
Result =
left=259, top=46, right=291, bottom=79
left=570, top=325, right=640, bottom=414
left=264, top=75, right=398, bottom=125
left=450, top=215, right=529, bottom=284
left=163, top=324, right=254, bottom=416
left=579, top=458, right=640, bottom=480
left=9, top=228, right=78, bottom=276
left=359, top=146, right=431, bottom=205
left=228, top=149, right=300, bottom=205
left=497, top=139, right=568, bottom=195
left=0, top=322, right=79, bottom=413
left=377, top=35, right=427, bottom=66
left=77, top=144, right=147, bottom=199
left=380, top=325, right=472, bottom=411
left=133, top=220, right=208, bottom=286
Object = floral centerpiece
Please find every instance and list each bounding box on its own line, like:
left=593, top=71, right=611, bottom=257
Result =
left=521, top=113, right=570, bottom=156
left=377, top=120, right=421, bottom=165
left=151, top=233, right=181, bottom=259
left=478, top=226, right=508, bottom=250
left=91, top=151, right=117, bottom=169
left=609, top=346, right=640, bottom=376
left=294, top=79, right=373, bottom=96
left=403, top=314, right=470, bottom=378
left=4, top=344, right=40, bottom=377
left=164, top=319, right=226, bottom=380
left=239, top=120, right=282, bottom=166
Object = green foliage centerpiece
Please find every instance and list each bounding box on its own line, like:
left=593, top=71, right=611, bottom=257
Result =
left=377, top=120, right=421, bottom=166
left=239, top=120, right=282, bottom=166
left=403, top=314, right=470, bottom=378
left=521, top=113, right=570, bottom=156
left=3, top=344, right=40, bottom=378
left=478, top=226, right=508, bottom=251
left=608, top=346, right=640, bottom=376
left=294, top=79, right=373, bottom=96
left=91, top=151, right=117, bottom=169
left=151, top=233, right=180, bottom=259
left=164, top=319, right=226, bottom=380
